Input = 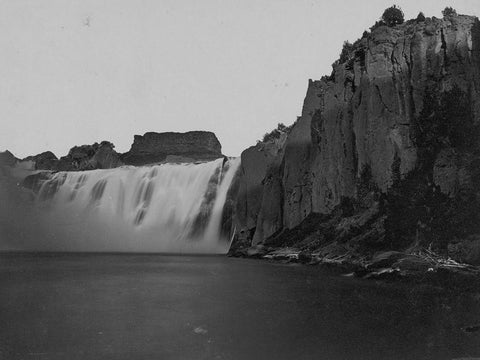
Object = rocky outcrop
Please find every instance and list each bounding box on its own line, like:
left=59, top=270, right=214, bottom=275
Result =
left=20, top=131, right=224, bottom=171
left=231, top=14, right=480, bottom=264
left=23, top=151, right=58, bottom=170
left=56, top=141, right=123, bottom=171
left=22, top=142, right=123, bottom=171
left=235, top=134, right=287, bottom=245
left=121, top=131, right=223, bottom=165
left=0, top=151, right=18, bottom=167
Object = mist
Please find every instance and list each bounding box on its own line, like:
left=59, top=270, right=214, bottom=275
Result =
left=0, top=159, right=239, bottom=253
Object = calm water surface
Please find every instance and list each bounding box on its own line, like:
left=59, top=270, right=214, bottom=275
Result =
left=0, top=253, right=479, bottom=360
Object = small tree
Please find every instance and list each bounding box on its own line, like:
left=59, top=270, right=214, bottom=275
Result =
left=442, top=7, right=457, bottom=17
left=339, top=41, right=354, bottom=63
left=262, top=123, right=292, bottom=142
left=416, top=12, right=426, bottom=22
left=100, top=141, right=115, bottom=149
left=382, top=5, right=404, bottom=27
left=370, top=20, right=386, bottom=31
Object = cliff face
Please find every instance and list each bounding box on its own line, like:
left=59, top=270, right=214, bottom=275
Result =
left=121, top=131, right=223, bottom=165
left=235, top=134, right=287, bottom=244
left=233, top=14, right=480, bottom=261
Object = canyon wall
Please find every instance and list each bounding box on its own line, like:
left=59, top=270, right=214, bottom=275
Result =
left=232, top=14, right=480, bottom=259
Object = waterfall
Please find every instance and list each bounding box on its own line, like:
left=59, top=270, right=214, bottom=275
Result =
left=15, top=158, right=240, bottom=253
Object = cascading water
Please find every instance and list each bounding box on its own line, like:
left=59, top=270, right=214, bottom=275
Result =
left=13, top=158, right=240, bottom=253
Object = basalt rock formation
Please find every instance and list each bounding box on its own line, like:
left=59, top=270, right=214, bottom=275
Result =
left=0, top=151, right=18, bottom=168
left=121, top=131, right=223, bottom=165
left=231, top=13, right=480, bottom=264
left=23, top=151, right=58, bottom=170
left=21, top=131, right=223, bottom=171
left=34, top=141, right=123, bottom=171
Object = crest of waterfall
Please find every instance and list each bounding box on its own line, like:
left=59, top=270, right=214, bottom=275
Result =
left=18, top=158, right=240, bottom=253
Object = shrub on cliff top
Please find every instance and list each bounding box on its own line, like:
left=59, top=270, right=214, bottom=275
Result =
left=381, top=5, right=404, bottom=27
left=370, top=20, right=386, bottom=31
left=339, top=41, right=354, bottom=63
left=442, top=7, right=457, bottom=17
left=416, top=12, right=426, bottom=22
left=262, top=123, right=292, bottom=143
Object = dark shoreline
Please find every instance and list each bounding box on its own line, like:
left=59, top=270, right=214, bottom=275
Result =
left=3, top=249, right=479, bottom=294
left=2, top=253, right=480, bottom=359
left=228, top=246, right=480, bottom=291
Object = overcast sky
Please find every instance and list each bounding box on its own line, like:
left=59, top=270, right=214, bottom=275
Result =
left=1, top=0, right=479, bottom=158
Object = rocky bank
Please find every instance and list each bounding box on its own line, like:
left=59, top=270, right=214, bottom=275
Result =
left=230, top=12, right=480, bottom=272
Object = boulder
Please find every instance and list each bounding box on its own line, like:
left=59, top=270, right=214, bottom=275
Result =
left=448, top=237, right=480, bottom=265
left=392, top=255, right=432, bottom=272
left=368, top=251, right=405, bottom=269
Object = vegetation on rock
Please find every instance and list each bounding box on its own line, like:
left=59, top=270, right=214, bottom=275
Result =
left=231, top=11, right=480, bottom=272
left=442, top=7, right=457, bottom=17
left=262, top=122, right=293, bottom=142
left=416, top=12, right=426, bottom=22
left=339, top=41, right=354, bottom=63
left=412, top=85, right=477, bottom=161
left=386, top=85, right=480, bottom=250
left=381, top=5, right=404, bottom=27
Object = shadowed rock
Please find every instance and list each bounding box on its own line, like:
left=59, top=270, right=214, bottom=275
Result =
left=22, top=151, right=58, bottom=170
left=0, top=150, right=18, bottom=168
left=121, top=131, right=223, bottom=166
left=231, top=13, right=480, bottom=266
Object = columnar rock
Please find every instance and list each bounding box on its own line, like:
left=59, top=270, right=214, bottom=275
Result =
left=233, top=14, right=480, bottom=255
left=235, top=134, right=286, bottom=245
left=122, top=131, right=223, bottom=165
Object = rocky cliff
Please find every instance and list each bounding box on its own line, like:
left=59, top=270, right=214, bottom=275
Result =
left=24, top=141, right=123, bottom=171
left=231, top=13, right=480, bottom=264
left=121, top=131, right=223, bottom=165
left=22, top=131, right=224, bottom=171
left=0, top=151, right=18, bottom=168
left=23, top=151, right=58, bottom=170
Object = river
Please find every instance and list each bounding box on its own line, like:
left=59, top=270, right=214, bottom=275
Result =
left=0, top=253, right=479, bottom=359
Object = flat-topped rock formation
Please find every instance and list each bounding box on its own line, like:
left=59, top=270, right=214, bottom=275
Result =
left=121, top=131, right=223, bottom=165
left=17, top=131, right=224, bottom=171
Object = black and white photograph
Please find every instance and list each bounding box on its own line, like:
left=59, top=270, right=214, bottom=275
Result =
left=1, top=1, right=480, bottom=359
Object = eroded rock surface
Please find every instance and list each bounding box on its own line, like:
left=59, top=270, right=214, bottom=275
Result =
left=21, top=131, right=224, bottom=171
left=121, top=131, right=223, bottom=165
left=0, top=151, right=18, bottom=167
left=22, top=151, right=58, bottom=170
left=231, top=14, right=480, bottom=265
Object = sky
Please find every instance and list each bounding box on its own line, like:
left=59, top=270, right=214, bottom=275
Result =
left=0, top=0, right=479, bottom=158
